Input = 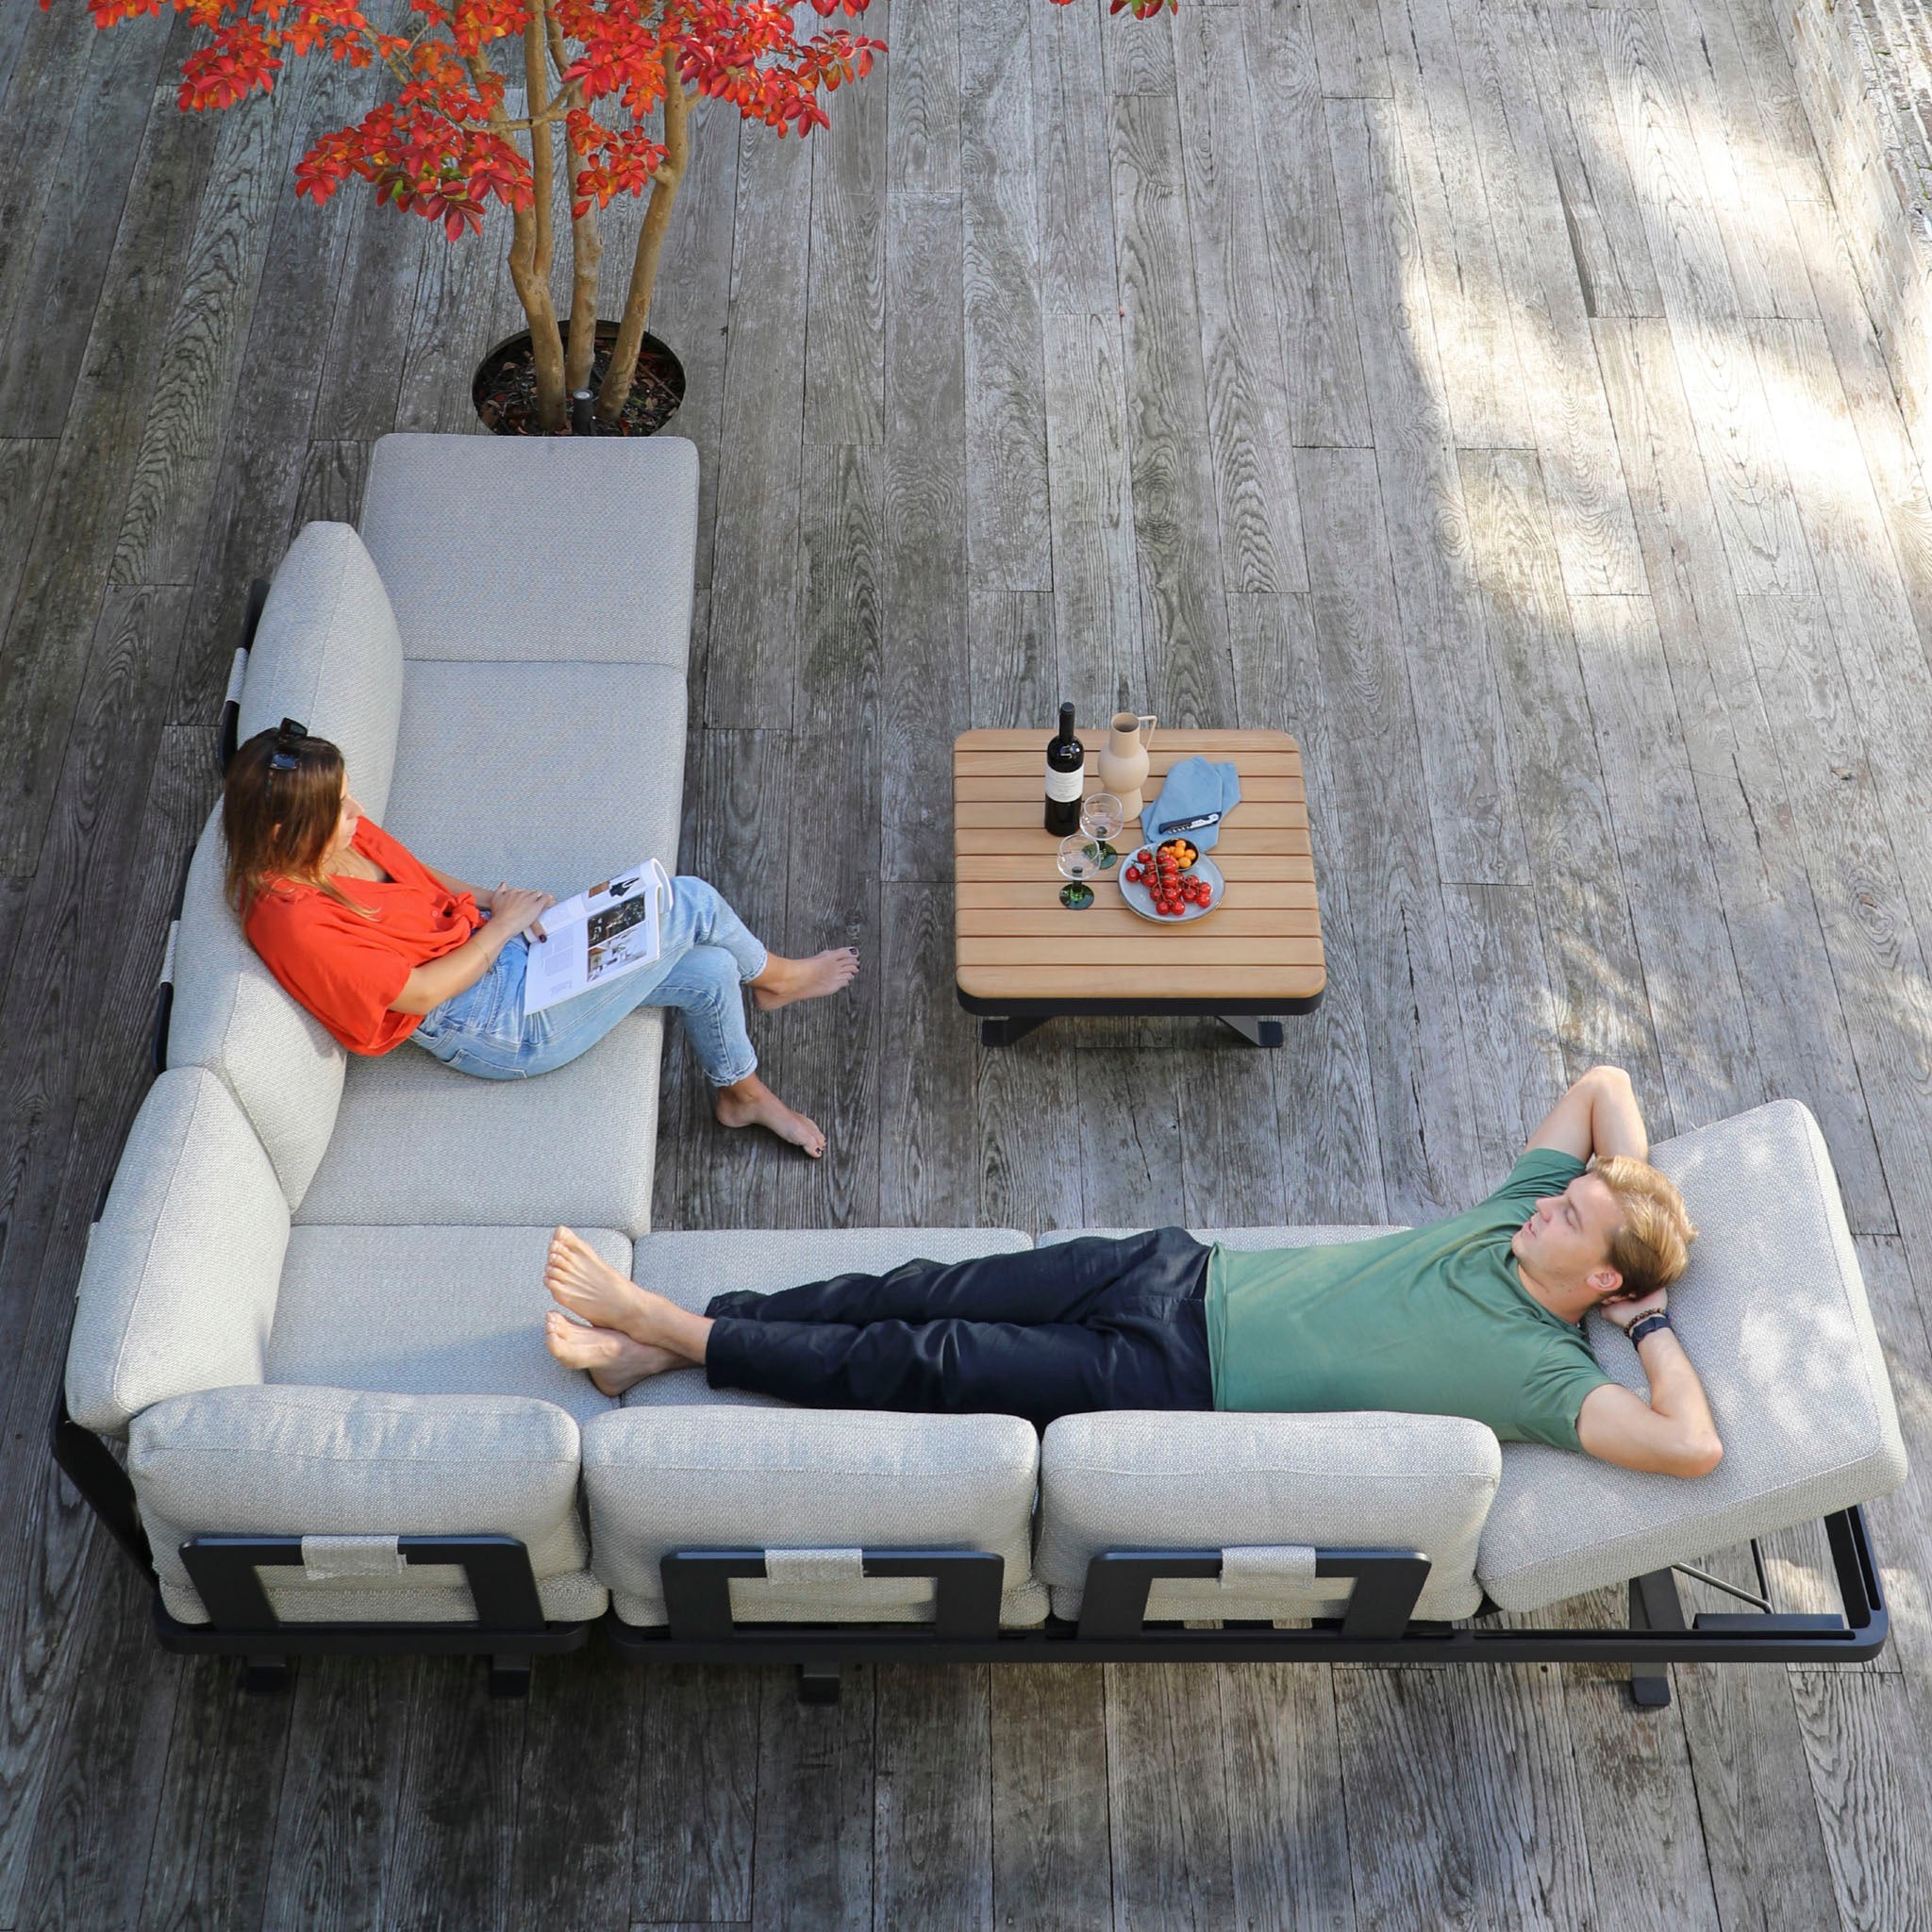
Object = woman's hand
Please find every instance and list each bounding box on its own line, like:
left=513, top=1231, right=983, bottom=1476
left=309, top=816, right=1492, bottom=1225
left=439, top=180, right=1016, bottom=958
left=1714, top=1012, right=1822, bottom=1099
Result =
left=489, top=884, right=555, bottom=943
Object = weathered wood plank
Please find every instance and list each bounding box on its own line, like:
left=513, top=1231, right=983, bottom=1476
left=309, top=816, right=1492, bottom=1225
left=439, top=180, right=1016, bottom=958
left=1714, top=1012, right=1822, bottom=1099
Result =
left=888, top=0, right=960, bottom=192
left=1103, top=7, right=1177, bottom=99
left=752, top=1665, right=875, bottom=1929
left=631, top=1666, right=760, bottom=1923
left=1720, top=0, right=1832, bottom=205
left=1104, top=1663, right=1238, bottom=1929
left=1306, top=0, right=1391, bottom=99
left=1239, top=0, right=1373, bottom=449
left=989, top=1665, right=1110, bottom=1929
left=1218, top=1663, right=1355, bottom=1932
left=0, top=7, right=177, bottom=435
left=0, top=438, right=57, bottom=675
left=1448, top=0, right=1648, bottom=593
left=1296, top=447, right=1482, bottom=1219
left=963, top=0, right=1052, bottom=591
left=1036, top=0, right=1119, bottom=313
left=1458, top=448, right=1671, bottom=1101
left=1110, top=93, right=1237, bottom=727
left=1380, top=0, right=1533, bottom=450
left=258, top=1659, right=413, bottom=1932
left=1591, top=312, right=1889, bottom=1227
left=0, top=94, right=219, bottom=873
left=881, top=883, right=972, bottom=1226
left=1174, top=7, right=1309, bottom=593
left=704, top=123, right=813, bottom=728
left=874, top=1666, right=993, bottom=1929
left=382, top=1660, right=525, bottom=1932
left=1325, top=94, right=1528, bottom=887
left=1043, top=311, right=1145, bottom=703
left=882, top=190, right=969, bottom=882
left=1225, top=591, right=1388, bottom=1223
left=806, top=35, right=888, bottom=446
left=1334, top=1665, right=1594, bottom=1931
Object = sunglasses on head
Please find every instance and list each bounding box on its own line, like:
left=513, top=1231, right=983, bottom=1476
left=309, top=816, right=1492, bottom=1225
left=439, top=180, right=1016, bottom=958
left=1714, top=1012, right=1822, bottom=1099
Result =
left=267, top=718, right=310, bottom=774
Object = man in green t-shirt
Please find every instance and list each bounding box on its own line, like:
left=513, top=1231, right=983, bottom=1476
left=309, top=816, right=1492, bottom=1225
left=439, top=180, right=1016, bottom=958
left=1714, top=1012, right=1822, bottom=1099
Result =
left=541, top=1066, right=1722, bottom=1478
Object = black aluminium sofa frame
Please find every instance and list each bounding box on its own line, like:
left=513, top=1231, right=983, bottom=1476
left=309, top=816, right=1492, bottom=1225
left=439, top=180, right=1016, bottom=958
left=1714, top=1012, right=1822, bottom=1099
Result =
left=50, top=1387, right=1890, bottom=1707
left=48, top=591, right=1890, bottom=1707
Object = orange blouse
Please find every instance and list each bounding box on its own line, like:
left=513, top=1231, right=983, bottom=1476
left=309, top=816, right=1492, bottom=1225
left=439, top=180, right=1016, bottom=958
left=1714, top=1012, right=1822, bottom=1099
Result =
left=245, top=818, right=480, bottom=1055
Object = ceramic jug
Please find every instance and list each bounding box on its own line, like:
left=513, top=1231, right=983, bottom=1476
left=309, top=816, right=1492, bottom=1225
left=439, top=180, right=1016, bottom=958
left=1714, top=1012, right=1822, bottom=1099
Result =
left=1097, top=712, right=1158, bottom=821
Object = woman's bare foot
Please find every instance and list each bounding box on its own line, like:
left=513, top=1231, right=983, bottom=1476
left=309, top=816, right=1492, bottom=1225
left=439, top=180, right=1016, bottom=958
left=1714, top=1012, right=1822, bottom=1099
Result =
left=544, top=1226, right=650, bottom=1333
left=714, top=1074, right=828, bottom=1158
left=750, top=947, right=860, bottom=1012
left=544, top=1311, right=681, bottom=1396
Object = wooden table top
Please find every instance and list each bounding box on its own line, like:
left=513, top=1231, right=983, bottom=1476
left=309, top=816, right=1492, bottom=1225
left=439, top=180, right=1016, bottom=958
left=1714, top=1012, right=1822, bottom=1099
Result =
left=952, top=727, right=1326, bottom=1008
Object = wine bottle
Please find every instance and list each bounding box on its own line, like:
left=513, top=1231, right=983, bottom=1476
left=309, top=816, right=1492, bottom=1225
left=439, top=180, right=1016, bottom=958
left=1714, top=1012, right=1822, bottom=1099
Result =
left=1044, top=700, right=1085, bottom=834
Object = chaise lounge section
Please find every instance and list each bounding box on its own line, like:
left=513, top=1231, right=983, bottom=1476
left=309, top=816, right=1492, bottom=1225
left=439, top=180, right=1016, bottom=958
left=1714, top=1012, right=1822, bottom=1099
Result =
left=54, top=433, right=1907, bottom=1701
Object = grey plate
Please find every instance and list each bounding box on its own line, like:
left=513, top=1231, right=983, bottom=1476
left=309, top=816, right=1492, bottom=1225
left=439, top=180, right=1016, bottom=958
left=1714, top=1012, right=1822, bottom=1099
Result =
left=1119, top=852, right=1225, bottom=924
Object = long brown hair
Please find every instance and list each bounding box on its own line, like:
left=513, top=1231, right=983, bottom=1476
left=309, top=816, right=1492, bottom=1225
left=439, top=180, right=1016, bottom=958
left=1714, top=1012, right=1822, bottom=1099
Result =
left=223, top=724, right=377, bottom=920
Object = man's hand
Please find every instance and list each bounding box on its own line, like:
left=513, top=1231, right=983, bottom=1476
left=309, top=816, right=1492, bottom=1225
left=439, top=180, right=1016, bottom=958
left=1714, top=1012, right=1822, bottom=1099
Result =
left=1525, top=1065, right=1649, bottom=1164
left=1596, top=1285, right=1668, bottom=1333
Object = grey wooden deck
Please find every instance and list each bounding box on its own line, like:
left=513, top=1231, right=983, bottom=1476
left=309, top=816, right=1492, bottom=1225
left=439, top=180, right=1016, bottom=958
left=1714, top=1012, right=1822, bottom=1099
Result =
left=3, top=0, right=1932, bottom=1923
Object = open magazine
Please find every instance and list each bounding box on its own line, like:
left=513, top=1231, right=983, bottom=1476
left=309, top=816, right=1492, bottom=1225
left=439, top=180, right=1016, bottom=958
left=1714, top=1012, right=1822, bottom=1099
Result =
left=520, top=858, right=675, bottom=1017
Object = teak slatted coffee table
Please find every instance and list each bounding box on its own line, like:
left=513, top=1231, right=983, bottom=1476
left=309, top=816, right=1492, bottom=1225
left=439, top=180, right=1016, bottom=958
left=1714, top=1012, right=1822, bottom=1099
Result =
left=953, top=727, right=1326, bottom=1046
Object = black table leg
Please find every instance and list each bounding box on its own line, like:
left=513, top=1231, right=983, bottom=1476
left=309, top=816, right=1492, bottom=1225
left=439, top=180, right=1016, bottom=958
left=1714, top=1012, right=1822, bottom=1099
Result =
left=1219, top=1016, right=1285, bottom=1048
left=980, top=1014, right=1051, bottom=1047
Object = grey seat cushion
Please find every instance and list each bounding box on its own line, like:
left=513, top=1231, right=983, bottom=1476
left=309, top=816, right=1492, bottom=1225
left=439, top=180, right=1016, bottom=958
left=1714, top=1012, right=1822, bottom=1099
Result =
left=130, top=1384, right=604, bottom=1625
left=294, top=1010, right=662, bottom=1240
left=239, top=521, right=406, bottom=818
left=358, top=433, right=699, bottom=668
left=583, top=1406, right=1048, bottom=1626
left=67, top=1069, right=288, bottom=1437
left=1038, top=1409, right=1500, bottom=1622
left=620, top=1226, right=1035, bottom=1408
left=268, top=1224, right=629, bottom=1426
left=166, top=806, right=346, bottom=1208
left=1477, top=1101, right=1907, bottom=1610
left=381, top=658, right=687, bottom=899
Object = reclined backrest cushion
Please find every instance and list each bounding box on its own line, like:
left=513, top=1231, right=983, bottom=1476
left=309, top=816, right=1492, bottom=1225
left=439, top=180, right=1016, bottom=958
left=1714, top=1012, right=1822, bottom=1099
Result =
left=238, top=522, right=405, bottom=820
left=167, top=804, right=345, bottom=1208
left=358, top=432, right=698, bottom=669
left=67, top=1067, right=288, bottom=1436
left=1037, top=1409, right=1501, bottom=1622
left=1476, top=1099, right=1908, bottom=1612
left=129, top=1385, right=604, bottom=1625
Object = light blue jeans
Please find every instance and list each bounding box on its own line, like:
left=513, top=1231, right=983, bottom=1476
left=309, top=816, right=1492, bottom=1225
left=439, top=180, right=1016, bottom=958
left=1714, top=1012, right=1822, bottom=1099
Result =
left=409, top=875, right=769, bottom=1083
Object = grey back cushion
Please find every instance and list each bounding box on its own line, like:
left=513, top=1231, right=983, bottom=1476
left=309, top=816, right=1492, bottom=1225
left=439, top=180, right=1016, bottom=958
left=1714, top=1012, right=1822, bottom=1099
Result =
left=359, top=432, right=699, bottom=668
left=130, top=1384, right=603, bottom=1625
left=67, top=1068, right=288, bottom=1436
left=238, top=521, right=405, bottom=819
left=1038, top=1409, right=1501, bottom=1622
left=1477, top=1100, right=1907, bottom=1611
left=167, top=805, right=346, bottom=1208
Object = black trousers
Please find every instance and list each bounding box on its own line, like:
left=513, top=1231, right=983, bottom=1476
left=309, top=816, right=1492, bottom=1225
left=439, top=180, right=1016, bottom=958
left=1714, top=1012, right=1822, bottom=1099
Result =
left=703, top=1228, right=1216, bottom=1427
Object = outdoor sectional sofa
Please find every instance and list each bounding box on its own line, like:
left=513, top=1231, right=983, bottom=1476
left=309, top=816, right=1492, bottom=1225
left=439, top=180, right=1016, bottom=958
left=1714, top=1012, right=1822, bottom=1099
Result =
left=54, top=433, right=1907, bottom=1704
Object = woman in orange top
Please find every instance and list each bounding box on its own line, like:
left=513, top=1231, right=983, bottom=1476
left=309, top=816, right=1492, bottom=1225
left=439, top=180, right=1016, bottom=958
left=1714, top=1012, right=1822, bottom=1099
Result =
left=226, top=721, right=856, bottom=1158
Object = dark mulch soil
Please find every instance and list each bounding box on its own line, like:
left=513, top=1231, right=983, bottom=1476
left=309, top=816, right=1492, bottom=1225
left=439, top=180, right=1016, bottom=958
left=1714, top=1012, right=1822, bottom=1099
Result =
left=474, top=326, right=684, bottom=436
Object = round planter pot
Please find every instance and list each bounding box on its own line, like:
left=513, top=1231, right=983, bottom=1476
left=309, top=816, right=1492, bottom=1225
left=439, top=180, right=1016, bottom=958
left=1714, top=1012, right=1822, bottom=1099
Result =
left=473, top=319, right=687, bottom=436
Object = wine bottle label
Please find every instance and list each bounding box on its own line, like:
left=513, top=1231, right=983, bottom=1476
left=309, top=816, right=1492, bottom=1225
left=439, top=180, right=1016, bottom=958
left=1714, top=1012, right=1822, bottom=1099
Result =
left=1045, top=765, right=1085, bottom=804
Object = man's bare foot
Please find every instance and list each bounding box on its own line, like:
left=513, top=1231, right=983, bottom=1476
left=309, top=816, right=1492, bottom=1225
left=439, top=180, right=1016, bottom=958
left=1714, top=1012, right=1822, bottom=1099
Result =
left=544, top=1226, right=650, bottom=1333
left=544, top=1311, right=681, bottom=1396
left=750, top=947, right=860, bottom=1012
left=714, top=1074, right=828, bottom=1158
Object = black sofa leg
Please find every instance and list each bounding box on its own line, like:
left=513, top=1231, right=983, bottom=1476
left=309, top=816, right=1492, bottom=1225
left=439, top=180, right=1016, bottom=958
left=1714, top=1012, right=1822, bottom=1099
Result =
left=242, top=1656, right=293, bottom=1694
left=491, top=1655, right=534, bottom=1699
left=797, top=1663, right=841, bottom=1706
left=1627, top=1569, right=1687, bottom=1709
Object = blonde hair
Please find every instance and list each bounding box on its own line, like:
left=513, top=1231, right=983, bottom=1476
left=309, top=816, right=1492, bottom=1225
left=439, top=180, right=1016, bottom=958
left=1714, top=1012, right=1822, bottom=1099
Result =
left=1591, top=1155, right=1698, bottom=1298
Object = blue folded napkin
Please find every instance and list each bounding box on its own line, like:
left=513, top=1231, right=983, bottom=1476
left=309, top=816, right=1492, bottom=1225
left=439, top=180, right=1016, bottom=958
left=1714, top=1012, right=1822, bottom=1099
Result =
left=1142, top=757, right=1241, bottom=850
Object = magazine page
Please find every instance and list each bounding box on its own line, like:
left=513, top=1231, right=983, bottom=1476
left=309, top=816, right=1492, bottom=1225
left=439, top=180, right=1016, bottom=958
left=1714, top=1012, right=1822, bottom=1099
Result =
left=521, top=858, right=674, bottom=1016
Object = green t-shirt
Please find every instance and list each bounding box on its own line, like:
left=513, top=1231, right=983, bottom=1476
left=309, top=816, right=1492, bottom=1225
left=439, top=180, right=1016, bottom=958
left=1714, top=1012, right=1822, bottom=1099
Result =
left=1203, top=1150, right=1612, bottom=1450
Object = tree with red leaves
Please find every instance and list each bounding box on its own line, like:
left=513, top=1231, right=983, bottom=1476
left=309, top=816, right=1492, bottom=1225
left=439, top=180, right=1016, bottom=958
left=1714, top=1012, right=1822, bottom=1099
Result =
left=54, top=0, right=1171, bottom=434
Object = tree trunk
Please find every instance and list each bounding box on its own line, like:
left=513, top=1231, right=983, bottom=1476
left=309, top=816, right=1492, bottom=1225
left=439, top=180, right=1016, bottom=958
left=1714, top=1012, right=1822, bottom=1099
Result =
left=508, top=14, right=568, bottom=433
left=596, top=50, right=689, bottom=423
left=552, top=5, right=603, bottom=397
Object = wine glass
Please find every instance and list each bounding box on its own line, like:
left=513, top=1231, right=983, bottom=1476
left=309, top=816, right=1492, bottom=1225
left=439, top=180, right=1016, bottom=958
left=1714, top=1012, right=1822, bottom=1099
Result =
left=1057, top=833, right=1103, bottom=909
left=1079, top=791, right=1125, bottom=870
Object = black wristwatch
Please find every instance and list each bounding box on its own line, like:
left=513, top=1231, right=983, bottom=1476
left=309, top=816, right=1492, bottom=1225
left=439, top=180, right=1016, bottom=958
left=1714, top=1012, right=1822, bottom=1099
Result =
left=1626, top=1310, right=1673, bottom=1347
